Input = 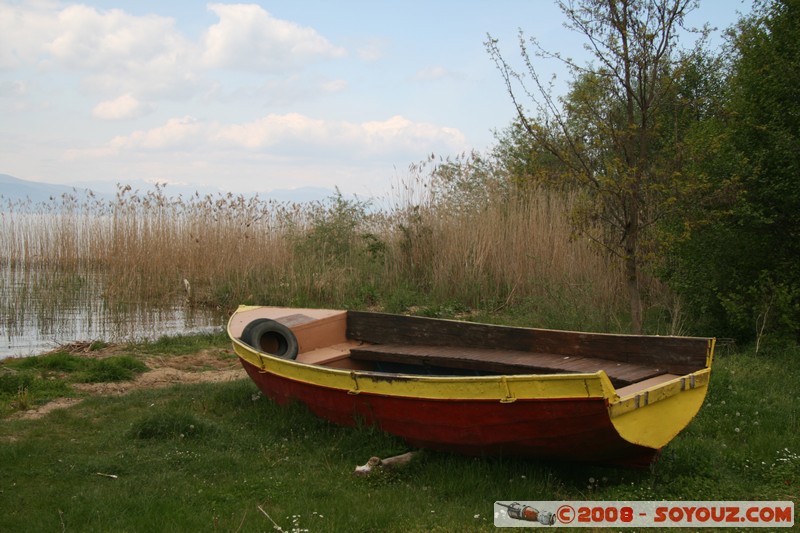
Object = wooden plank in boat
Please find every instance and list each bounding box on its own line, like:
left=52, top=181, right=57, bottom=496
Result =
left=296, top=340, right=363, bottom=365
left=346, top=311, right=710, bottom=375
left=279, top=313, right=319, bottom=328
left=296, top=342, right=356, bottom=365
left=349, top=344, right=664, bottom=386
left=615, top=373, right=680, bottom=397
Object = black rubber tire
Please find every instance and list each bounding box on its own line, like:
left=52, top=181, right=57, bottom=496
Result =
left=240, top=318, right=299, bottom=360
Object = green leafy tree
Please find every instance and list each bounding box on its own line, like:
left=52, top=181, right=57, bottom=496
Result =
left=668, top=0, right=800, bottom=343
left=487, top=0, right=706, bottom=333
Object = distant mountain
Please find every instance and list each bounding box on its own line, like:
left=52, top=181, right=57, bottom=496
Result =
left=0, top=173, right=339, bottom=206
left=0, top=173, right=100, bottom=205
left=265, top=186, right=338, bottom=203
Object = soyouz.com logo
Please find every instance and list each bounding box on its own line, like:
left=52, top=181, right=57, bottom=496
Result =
left=494, top=501, right=795, bottom=528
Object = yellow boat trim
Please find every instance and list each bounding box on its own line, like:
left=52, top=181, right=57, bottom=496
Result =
left=608, top=369, right=711, bottom=449
left=232, top=340, right=613, bottom=401
left=605, top=338, right=714, bottom=449
left=706, top=337, right=717, bottom=367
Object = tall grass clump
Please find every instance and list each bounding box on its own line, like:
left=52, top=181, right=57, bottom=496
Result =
left=3, top=352, right=147, bottom=383
left=378, top=154, right=629, bottom=330
left=0, top=159, right=654, bottom=333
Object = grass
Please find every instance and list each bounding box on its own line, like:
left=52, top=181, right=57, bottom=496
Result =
left=7, top=352, right=148, bottom=381
left=0, top=336, right=797, bottom=532
left=125, top=331, right=230, bottom=356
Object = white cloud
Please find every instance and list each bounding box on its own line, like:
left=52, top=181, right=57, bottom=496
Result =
left=214, top=113, right=324, bottom=149
left=3, top=3, right=478, bottom=196
left=0, top=2, right=199, bottom=99
left=202, top=3, right=346, bottom=71
left=213, top=113, right=467, bottom=158
left=68, top=113, right=468, bottom=160
left=0, top=2, right=59, bottom=67
left=0, top=3, right=347, bottom=105
left=92, top=93, right=153, bottom=120
left=362, top=115, right=464, bottom=149
left=110, top=116, right=207, bottom=151
left=63, top=116, right=206, bottom=159
left=61, top=112, right=469, bottom=196
left=48, top=5, right=199, bottom=98
left=45, top=5, right=184, bottom=70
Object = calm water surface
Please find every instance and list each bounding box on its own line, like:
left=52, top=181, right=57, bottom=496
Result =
left=1, top=266, right=224, bottom=359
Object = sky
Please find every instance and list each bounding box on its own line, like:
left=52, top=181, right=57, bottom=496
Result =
left=0, top=1, right=751, bottom=198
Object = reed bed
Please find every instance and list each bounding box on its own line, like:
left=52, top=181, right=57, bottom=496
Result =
left=1, top=173, right=636, bottom=333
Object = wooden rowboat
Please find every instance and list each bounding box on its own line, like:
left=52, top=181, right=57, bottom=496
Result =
left=227, top=306, right=715, bottom=468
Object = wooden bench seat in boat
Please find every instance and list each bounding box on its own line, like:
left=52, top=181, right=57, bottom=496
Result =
left=349, top=343, right=667, bottom=387
left=614, top=373, right=681, bottom=396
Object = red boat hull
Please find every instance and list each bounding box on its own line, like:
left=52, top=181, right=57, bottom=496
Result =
left=241, top=359, right=658, bottom=468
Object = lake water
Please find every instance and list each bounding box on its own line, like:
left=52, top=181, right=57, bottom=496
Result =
left=0, top=266, right=224, bottom=359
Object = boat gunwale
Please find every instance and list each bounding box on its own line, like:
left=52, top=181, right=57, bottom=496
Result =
left=227, top=306, right=714, bottom=408
left=230, top=336, right=612, bottom=384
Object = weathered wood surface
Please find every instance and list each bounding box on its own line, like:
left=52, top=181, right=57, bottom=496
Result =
left=353, top=451, right=420, bottom=476
left=346, top=311, right=710, bottom=375
left=349, top=343, right=664, bottom=386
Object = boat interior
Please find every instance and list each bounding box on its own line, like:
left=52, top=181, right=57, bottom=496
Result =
left=230, top=308, right=712, bottom=397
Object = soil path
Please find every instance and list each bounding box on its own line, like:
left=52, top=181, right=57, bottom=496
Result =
left=12, top=348, right=246, bottom=421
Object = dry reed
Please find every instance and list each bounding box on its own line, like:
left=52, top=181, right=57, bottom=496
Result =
left=1, top=175, right=637, bottom=332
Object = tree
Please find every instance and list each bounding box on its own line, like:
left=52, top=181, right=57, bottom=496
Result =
left=668, top=0, right=800, bottom=344
left=487, top=0, right=705, bottom=333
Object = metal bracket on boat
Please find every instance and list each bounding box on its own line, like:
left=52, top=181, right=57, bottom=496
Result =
left=680, top=374, right=696, bottom=391
left=500, top=376, right=517, bottom=403
left=348, top=371, right=361, bottom=395
left=634, top=390, right=650, bottom=409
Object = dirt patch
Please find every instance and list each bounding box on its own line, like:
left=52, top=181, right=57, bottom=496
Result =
left=73, top=366, right=244, bottom=396
left=10, top=348, right=247, bottom=420
left=12, top=398, right=84, bottom=421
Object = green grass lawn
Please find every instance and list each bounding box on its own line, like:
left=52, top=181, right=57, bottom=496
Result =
left=1, top=338, right=798, bottom=532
